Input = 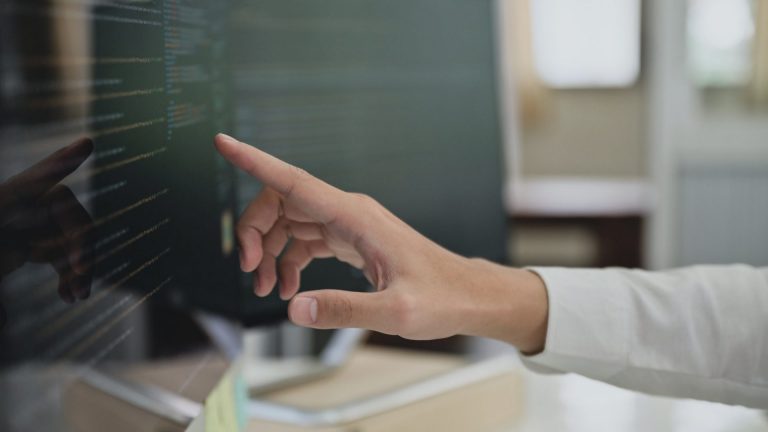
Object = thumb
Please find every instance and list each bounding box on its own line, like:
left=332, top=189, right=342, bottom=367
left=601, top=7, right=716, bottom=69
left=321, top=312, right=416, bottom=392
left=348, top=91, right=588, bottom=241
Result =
left=288, top=290, right=389, bottom=331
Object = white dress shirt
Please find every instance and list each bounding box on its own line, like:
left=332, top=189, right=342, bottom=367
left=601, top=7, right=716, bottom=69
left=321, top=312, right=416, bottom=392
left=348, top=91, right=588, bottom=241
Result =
left=523, top=265, right=768, bottom=409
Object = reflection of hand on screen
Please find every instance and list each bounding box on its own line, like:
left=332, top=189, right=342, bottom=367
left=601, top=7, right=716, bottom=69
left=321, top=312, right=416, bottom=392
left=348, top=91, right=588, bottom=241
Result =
left=0, top=138, right=95, bottom=319
left=215, top=133, right=548, bottom=353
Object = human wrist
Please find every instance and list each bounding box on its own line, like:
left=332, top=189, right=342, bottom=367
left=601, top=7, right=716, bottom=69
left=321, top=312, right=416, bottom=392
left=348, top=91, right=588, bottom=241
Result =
left=462, top=259, right=549, bottom=353
left=512, top=269, right=549, bottom=354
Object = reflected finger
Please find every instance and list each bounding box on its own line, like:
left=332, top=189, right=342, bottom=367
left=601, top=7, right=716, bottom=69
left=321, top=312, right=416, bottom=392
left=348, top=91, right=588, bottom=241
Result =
left=50, top=243, right=77, bottom=303
left=5, top=138, right=93, bottom=205
left=45, top=184, right=93, bottom=275
left=44, top=233, right=91, bottom=301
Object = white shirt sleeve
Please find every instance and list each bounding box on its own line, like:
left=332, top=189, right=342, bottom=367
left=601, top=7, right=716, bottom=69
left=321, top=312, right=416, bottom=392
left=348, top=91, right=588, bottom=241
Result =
left=522, top=265, right=768, bottom=409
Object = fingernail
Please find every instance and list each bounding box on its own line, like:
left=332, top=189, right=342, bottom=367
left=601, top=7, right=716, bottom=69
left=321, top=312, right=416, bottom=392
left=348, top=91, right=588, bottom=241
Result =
left=279, top=288, right=291, bottom=301
left=239, top=248, right=247, bottom=272
left=253, top=271, right=261, bottom=296
left=69, top=137, right=93, bottom=153
left=217, top=133, right=238, bottom=144
left=291, top=296, right=317, bottom=325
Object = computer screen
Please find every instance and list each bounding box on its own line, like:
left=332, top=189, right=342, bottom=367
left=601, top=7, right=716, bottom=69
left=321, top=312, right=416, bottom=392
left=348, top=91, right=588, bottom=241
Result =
left=0, top=0, right=505, bottom=429
left=230, top=0, right=507, bottom=324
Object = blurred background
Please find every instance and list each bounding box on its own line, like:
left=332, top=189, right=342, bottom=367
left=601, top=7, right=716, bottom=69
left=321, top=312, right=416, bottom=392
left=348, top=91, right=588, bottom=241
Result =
left=503, top=0, right=768, bottom=272
left=483, top=1, right=768, bottom=430
left=1, top=0, right=767, bottom=431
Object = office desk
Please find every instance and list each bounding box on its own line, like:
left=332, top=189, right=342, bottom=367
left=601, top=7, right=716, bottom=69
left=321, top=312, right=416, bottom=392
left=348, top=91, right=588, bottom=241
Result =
left=65, top=346, right=522, bottom=432
left=471, top=339, right=768, bottom=432
left=67, top=342, right=768, bottom=432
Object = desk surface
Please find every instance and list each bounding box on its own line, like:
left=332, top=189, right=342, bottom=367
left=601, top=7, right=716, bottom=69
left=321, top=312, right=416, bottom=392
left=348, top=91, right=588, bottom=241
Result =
left=68, top=343, right=768, bottom=432
left=68, top=346, right=521, bottom=432
left=471, top=339, right=768, bottom=432
left=242, top=347, right=522, bottom=431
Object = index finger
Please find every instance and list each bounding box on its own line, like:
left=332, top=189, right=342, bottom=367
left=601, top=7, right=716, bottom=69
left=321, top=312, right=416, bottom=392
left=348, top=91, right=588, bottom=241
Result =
left=214, top=133, right=341, bottom=223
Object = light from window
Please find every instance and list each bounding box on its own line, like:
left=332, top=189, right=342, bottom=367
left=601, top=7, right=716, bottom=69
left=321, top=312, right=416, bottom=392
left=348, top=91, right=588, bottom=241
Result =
left=530, top=0, right=641, bottom=88
left=688, top=0, right=756, bottom=87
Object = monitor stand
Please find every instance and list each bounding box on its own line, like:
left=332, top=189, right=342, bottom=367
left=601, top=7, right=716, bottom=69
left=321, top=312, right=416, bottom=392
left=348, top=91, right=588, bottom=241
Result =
left=190, top=310, right=369, bottom=394
left=82, top=312, right=519, bottom=430
left=197, top=316, right=520, bottom=429
left=78, top=313, right=367, bottom=429
left=241, top=327, right=368, bottom=395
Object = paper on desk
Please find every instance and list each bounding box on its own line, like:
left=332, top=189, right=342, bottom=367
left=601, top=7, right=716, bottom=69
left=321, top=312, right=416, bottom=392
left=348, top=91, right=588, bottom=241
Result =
left=205, top=364, right=247, bottom=432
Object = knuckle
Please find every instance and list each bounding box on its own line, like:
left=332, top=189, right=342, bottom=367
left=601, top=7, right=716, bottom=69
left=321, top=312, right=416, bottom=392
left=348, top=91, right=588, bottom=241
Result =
left=469, top=257, right=490, bottom=267
left=236, top=221, right=261, bottom=242
left=282, top=220, right=294, bottom=239
left=285, top=165, right=310, bottom=196
left=348, top=193, right=384, bottom=220
left=235, top=222, right=250, bottom=238
left=290, top=164, right=309, bottom=179
left=351, top=193, right=377, bottom=207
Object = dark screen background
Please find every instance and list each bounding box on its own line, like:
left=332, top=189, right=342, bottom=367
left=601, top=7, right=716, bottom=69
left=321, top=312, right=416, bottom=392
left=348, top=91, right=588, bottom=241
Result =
left=0, top=0, right=506, bottom=429
left=231, top=0, right=507, bottom=324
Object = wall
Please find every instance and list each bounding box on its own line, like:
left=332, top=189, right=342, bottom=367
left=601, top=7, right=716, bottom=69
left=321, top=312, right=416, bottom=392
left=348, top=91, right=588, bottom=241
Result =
left=520, top=86, right=647, bottom=179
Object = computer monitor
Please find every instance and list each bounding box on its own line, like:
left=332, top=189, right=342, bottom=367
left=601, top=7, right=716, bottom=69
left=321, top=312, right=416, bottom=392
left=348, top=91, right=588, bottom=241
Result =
left=1, top=2, right=240, bottom=429
left=226, top=0, right=508, bottom=325
left=0, top=0, right=505, bottom=429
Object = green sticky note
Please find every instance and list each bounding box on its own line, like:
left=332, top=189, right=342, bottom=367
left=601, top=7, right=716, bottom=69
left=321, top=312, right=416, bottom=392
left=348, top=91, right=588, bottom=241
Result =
left=205, top=366, right=247, bottom=432
left=235, top=374, right=248, bottom=430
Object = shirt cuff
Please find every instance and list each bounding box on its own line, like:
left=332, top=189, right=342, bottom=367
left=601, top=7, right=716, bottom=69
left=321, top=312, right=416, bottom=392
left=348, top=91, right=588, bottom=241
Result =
left=520, top=267, right=631, bottom=380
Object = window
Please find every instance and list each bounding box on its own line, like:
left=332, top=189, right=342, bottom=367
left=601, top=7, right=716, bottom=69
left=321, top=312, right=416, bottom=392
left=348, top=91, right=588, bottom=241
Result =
left=530, top=0, right=641, bottom=88
left=688, top=0, right=757, bottom=87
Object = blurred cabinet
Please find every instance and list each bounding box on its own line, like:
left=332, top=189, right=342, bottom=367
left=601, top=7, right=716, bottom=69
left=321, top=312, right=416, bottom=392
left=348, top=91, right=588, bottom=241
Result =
left=508, top=177, right=649, bottom=268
